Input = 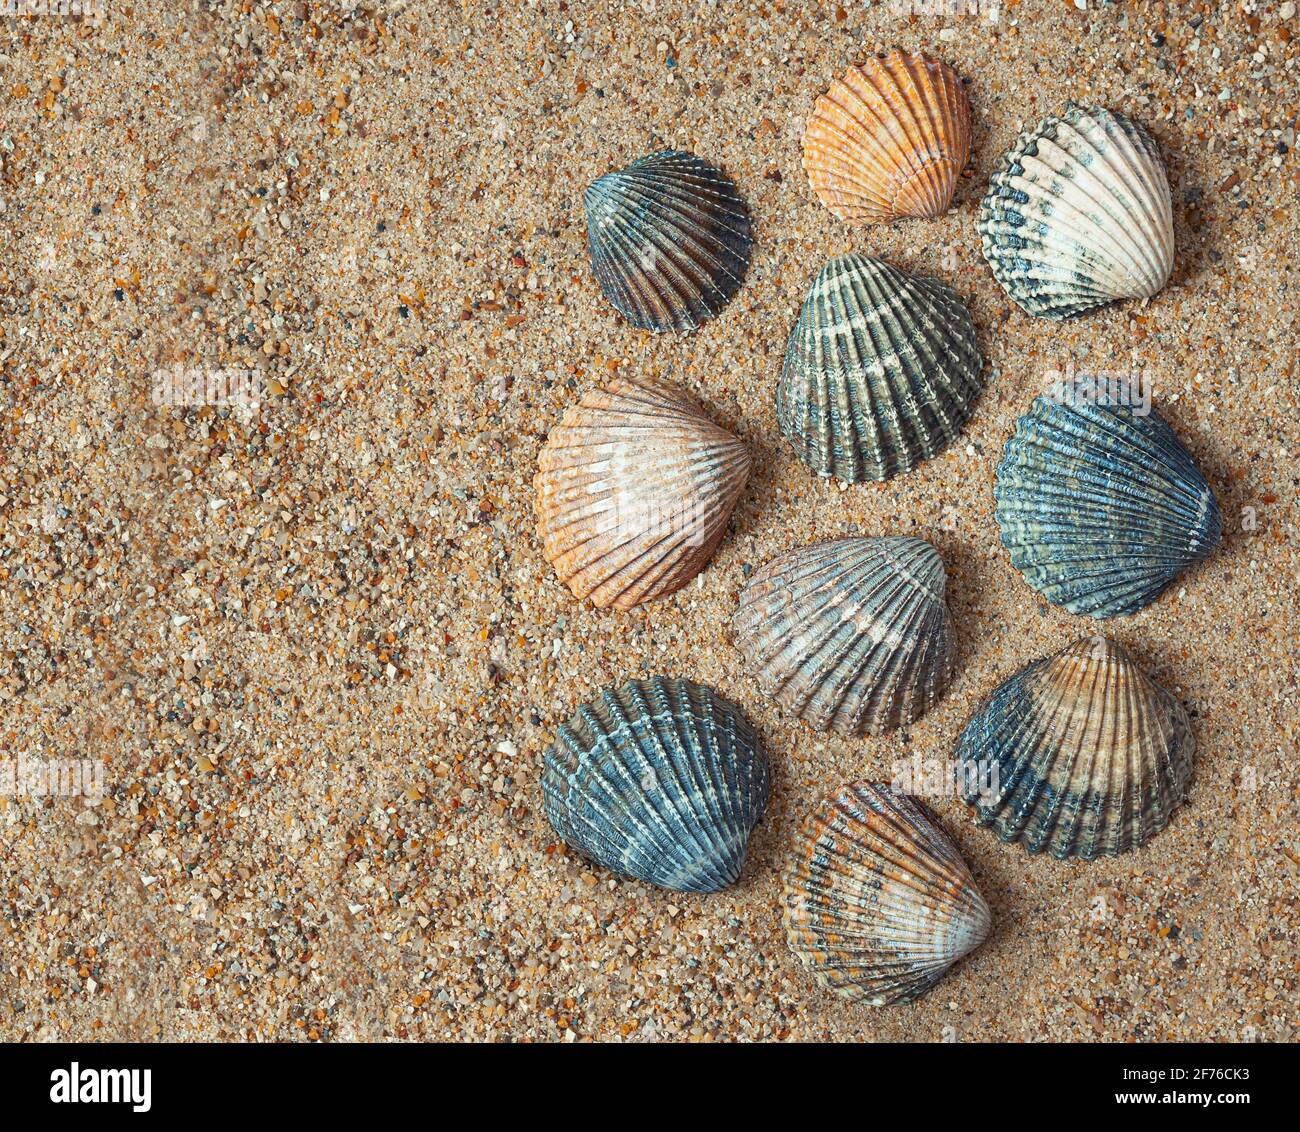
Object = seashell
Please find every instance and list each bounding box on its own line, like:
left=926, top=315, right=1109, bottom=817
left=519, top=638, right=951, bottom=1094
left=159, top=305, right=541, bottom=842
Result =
left=978, top=103, right=1175, bottom=319
left=955, top=635, right=1194, bottom=859
left=783, top=781, right=992, bottom=1005
left=733, top=536, right=956, bottom=736
left=777, top=254, right=983, bottom=482
left=542, top=675, right=770, bottom=893
left=583, top=150, right=752, bottom=332
left=802, top=51, right=972, bottom=225
left=994, top=379, right=1221, bottom=618
left=534, top=376, right=751, bottom=610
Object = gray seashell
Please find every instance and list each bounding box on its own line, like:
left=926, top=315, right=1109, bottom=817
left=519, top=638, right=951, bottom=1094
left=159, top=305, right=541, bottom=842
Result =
left=777, top=254, right=983, bottom=483
left=542, top=676, right=769, bottom=893
left=584, top=150, right=752, bottom=332
left=956, top=636, right=1194, bottom=860
left=732, top=536, right=956, bottom=736
left=783, top=781, right=992, bottom=1005
left=994, top=378, right=1221, bottom=618
left=978, top=103, right=1175, bottom=319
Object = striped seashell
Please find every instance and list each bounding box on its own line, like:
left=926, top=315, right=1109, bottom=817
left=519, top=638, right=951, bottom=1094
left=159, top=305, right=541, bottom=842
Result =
left=732, top=536, right=956, bottom=736
left=542, top=675, right=770, bottom=892
left=802, top=51, right=972, bottom=224
left=978, top=103, right=1175, bottom=319
left=534, top=376, right=751, bottom=610
left=777, top=254, right=983, bottom=482
left=584, top=150, right=752, bottom=332
left=956, top=636, right=1194, bottom=859
left=783, top=781, right=992, bottom=1005
left=994, top=379, right=1221, bottom=618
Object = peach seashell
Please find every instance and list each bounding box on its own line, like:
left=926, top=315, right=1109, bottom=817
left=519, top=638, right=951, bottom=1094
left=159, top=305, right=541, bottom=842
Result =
left=802, top=51, right=972, bottom=225
left=534, top=376, right=751, bottom=610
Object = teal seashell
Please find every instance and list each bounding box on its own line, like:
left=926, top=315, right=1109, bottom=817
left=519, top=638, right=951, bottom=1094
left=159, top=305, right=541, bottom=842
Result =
left=584, top=150, right=751, bottom=332
left=956, top=636, right=1194, bottom=860
left=994, top=380, right=1221, bottom=618
left=783, top=781, right=992, bottom=1004
left=777, top=254, right=983, bottom=483
left=541, top=676, right=769, bottom=893
left=732, top=536, right=956, bottom=736
left=978, top=103, right=1175, bottom=320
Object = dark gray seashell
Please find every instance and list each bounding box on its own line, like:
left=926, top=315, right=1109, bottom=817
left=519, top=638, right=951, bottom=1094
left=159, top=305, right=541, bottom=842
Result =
left=542, top=676, right=769, bottom=893
left=777, top=254, right=983, bottom=483
left=733, top=536, right=956, bottom=736
left=956, top=636, right=1194, bottom=859
left=994, top=381, right=1221, bottom=618
left=583, top=150, right=751, bottom=332
left=978, top=103, right=1175, bottom=320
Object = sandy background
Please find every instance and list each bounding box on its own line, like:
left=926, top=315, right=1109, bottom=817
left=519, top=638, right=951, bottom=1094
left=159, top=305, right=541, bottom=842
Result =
left=1, top=0, right=1296, bottom=1042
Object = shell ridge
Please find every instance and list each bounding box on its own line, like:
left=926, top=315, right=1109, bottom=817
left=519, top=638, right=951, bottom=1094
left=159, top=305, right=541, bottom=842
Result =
left=1016, top=134, right=1164, bottom=291
left=665, top=680, right=740, bottom=886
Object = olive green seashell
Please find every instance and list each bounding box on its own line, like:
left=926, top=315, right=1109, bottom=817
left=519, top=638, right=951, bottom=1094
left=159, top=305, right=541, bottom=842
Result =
left=777, top=254, right=983, bottom=483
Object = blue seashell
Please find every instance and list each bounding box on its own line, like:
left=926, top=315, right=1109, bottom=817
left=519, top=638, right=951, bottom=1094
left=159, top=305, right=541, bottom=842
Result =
left=956, top=636, right=1194, bottom=860
left=584, top=150, right=752, bottom=332
left=994, top=381, right=1221, bottom=618
left=777, top=255, right=983, bottom=483
left=542, top=676, right=769, bottom=892
left=978, top=104, right=1175, bottom=320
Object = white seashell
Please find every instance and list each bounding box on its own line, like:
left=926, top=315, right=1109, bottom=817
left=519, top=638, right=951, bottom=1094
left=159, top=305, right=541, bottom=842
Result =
left=978, top=103, right=1175, bottom=319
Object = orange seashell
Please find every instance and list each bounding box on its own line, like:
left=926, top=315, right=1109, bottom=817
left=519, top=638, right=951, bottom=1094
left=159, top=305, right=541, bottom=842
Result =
left=534, top=376, right=751, bottom=610
left=802, top=51, right=972, bottom=225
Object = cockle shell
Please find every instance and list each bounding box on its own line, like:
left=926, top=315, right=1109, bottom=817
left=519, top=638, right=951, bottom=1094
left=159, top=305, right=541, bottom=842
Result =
left=956, top=636, right=1194, bottom=859
left=542, top=676, right=770, bottom=892
left=994, top=380, right=1221, bottom=618
left=534, top=376, right=751, bottom=610
left=584, top=150, right=752, bottom=332
left=802, top=51, right=972, bottom=224
left=732, top=537, right=956, bottom=736
left=783, top=781, right=992, bottom=1005
left=777, top=254, right=983, bottom=482
left=978, top=103, right=1175, bottom=319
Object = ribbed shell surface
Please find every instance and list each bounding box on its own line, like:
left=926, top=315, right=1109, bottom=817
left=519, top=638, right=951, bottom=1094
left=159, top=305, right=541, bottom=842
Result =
left=534, top=376, right=751, bottom=610
left=777, top=255, right=983, bottom=483
left=732, top=536, right=956, bottom=736
left=783, top=782, right=992, bottom=1005
left=978, top=103, right=1175, bottom=319
left=584, top=150, right=752, bottom=332
left=956, top=637, right=1194, bottom=860
left=802, top=52, right=972, bottom=224
left=994, top=386, right=1221, bottom=618
left=542, top=676, right=770, bottom=893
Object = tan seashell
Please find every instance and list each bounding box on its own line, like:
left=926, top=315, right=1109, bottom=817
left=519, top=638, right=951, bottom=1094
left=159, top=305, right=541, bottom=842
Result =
left=534, top=376, right=751, bottom=610
left=802, top=51, right=972, bottom=225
